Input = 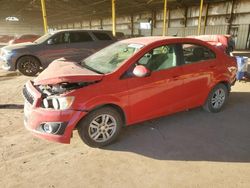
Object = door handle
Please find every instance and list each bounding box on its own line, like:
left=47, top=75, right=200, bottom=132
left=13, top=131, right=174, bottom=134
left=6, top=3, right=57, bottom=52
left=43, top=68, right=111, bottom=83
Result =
left=172, top=75, right=180, bottom=80
left=209, top=65, right=216, bottom=69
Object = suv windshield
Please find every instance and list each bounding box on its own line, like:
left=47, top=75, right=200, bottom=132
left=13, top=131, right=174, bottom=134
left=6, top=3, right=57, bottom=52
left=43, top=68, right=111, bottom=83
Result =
left=81, top=42, right=144, bottom=74
left=34, top=33, right=53, bottom=43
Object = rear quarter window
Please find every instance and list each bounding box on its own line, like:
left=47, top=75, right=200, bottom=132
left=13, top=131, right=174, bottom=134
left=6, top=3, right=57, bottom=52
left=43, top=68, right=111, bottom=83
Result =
left=69, top=32, right=93, bottom=43
left=182, top=43, right=216, bottom=64
left=92, top=32, right=112, bottom=41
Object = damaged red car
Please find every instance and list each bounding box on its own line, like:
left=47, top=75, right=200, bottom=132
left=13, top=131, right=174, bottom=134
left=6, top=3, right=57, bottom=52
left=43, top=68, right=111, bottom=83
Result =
left=23, top=37, right=237, bottom=147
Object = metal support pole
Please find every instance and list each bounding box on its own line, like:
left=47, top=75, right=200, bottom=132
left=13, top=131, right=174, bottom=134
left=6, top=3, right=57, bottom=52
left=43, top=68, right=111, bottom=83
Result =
left=203, top=3, right=209, bottom=34
left=184, top=6, right=188, bottom=27
left=162, top=0, right=168, bottom=36
left=41, top=0, right=48, bottom=34
left=100, top=19, right=103, bottom=29
left=228, top=0, right=235, bottom=34
left=197, top=0, right=204, bottom=35
left=89, top=19, right=92, bottom=29
left=150, top=11, right=153, bottom=36
left=112, top=0, right=116, bottom=37
left=131, top=14, right=134, bottom=37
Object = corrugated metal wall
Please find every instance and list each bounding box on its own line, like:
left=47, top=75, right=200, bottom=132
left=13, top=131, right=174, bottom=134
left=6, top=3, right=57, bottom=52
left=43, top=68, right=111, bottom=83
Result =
left=236, top=24, right=249, bottom=49
left=0, top=21, right=43, bottom=36
left=52, top=0, right=250, bottom=50
left=183, top=27, right=198, bottom=36
left=152, top=26, right=228, bottom=37
left=205, top=25, right=228, bottom=35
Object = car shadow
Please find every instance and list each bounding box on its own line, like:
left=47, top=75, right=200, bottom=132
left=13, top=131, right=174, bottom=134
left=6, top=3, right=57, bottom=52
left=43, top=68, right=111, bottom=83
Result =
left=0, top=72, right=22, bottom=81
left=103, top=91, right=250, bottom=162
left=0, top=104, right=24, bottom=109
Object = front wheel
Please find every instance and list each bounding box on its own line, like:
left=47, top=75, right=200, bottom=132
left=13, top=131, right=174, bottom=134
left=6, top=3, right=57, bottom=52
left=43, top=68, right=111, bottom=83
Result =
left=77, top=107, right=123, bottom=147
left=17, top=56, right=40, bottom=76
left=203, top=84, right=229, bottom=113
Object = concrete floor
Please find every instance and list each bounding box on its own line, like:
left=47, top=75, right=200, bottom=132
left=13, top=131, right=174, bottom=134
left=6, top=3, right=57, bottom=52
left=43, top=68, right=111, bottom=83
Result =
left=0, top=55, right=250, bottom=188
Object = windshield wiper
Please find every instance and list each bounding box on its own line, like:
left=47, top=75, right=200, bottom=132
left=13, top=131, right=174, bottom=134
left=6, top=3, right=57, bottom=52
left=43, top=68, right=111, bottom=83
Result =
left=81, top=62, right=104, bottom=74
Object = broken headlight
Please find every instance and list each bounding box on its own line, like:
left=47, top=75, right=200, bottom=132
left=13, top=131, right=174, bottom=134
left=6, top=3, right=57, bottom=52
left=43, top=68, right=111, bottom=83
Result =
left=42, top=96, right=75, bottom=110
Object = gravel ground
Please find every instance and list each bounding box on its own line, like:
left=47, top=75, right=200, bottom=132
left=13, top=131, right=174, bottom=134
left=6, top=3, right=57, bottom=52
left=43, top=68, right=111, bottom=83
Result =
left=0, top=58, right=250, bottom=188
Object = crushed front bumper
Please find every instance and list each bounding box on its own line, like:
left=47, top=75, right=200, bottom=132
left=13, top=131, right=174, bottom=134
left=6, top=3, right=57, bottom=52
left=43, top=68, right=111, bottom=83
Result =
left=23, top=80, right=87, bottom=144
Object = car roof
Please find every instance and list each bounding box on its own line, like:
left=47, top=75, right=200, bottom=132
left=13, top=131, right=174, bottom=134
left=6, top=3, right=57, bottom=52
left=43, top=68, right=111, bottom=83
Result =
left=53, top=29, right=114, bottom=33
left=120, top=36, right=205, bottom=46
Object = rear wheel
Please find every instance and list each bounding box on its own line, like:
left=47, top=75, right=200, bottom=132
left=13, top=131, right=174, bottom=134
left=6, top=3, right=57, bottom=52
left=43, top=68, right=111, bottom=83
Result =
left=77, top=107, right=123, bottom=147
left=17, top=56, right=40, bottom=76
left=203, top=84, right=228, bottom=113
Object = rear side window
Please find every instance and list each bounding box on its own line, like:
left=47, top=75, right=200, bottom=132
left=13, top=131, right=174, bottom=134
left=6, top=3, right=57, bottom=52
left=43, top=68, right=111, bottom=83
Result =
left=93, top=32, right=112, bottom=41
left=182, top=44, right=216, bottom=64
left=116, top=32, right=125, bottom=39
left=69, top=32, right=93, bottom=43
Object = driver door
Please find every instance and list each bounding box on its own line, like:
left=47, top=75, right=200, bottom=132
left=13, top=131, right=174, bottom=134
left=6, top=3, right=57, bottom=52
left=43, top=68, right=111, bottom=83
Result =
left=40, top=32, right=71, bottom=67
left=126, top=44, right=185, bottom=124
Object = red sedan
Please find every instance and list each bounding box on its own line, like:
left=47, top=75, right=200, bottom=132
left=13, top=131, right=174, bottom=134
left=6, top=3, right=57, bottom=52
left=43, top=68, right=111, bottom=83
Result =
left=23, top=37, right=237, bottom=147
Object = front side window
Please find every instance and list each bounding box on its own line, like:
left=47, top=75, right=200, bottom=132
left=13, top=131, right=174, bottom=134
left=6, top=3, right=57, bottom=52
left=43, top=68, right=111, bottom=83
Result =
left=50, top=32, right=70, bottom=44
left=138, top=44, right=177, bottom=72
left=182, top=44, right=216, bottom=64
left=81, top=42, right=144, bottom=74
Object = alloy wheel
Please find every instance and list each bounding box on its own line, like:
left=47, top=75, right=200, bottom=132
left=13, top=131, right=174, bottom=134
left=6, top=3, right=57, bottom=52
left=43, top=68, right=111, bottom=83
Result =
left=211, top=88, right=226, bottom=109
left=88, top=114, right=117, bottom=142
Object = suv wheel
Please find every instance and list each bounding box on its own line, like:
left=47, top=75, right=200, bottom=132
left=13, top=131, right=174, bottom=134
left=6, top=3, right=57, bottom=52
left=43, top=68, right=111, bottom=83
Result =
left=17, top=56, right=40, bottom=76
left=77, top=107, right=123, bottom=147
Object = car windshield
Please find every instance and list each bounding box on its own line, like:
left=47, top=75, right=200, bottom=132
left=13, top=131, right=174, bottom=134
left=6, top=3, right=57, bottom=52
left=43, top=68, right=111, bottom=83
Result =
left=34, top=33, right=53, bottom=43
left=81, top=42, right=144, bottom=74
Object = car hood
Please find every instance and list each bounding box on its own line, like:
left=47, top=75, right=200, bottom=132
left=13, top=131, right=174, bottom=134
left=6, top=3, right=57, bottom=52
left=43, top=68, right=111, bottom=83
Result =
left=34, top=59, right=104, bottom=85
left=3, top=42, right=36, bottom=50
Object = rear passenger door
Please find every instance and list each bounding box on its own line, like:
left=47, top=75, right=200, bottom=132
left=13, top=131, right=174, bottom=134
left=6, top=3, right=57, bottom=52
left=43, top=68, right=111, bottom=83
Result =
left=179, top=43, right=217, bottom=108
left=65, top=31, right=96, bottom=62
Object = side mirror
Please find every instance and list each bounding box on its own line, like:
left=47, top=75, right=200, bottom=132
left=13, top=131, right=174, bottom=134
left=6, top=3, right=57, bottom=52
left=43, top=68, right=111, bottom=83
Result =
left=47, top=39, right=54, bottom=45
left=133, top=65, right=150, bottom=78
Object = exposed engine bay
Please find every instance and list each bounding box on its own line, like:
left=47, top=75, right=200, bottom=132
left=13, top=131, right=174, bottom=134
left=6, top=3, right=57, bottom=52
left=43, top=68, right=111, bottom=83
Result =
left=37, top=81, right=97, bottom=96
left=35, top=81, right=98, bottom=110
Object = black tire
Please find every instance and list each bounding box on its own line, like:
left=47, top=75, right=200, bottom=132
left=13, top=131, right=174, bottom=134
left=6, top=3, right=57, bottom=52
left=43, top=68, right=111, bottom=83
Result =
left=203, top=84, right=229, bottom=113
left=17, top=56, right=40, bottom=76
left=77, top=107, right=123, bottom=147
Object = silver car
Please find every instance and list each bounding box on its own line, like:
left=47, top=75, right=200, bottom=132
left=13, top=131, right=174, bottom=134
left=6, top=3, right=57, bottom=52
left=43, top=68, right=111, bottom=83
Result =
left=0, top=29, right=122, bottom=76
